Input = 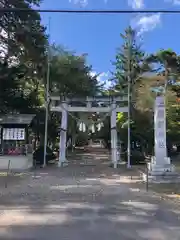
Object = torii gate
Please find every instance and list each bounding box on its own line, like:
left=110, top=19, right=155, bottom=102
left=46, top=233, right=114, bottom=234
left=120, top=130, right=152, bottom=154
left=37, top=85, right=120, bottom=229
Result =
left=50, top=95, right=128, bottom=168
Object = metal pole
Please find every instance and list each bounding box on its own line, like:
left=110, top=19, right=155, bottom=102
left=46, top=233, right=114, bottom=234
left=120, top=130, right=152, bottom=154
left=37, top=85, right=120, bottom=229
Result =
left=164, top=68, right=168, bottom=157
left=127, top=75, right=131, bottom=168
left=5, top=160, right=11, bottom=188
left=127, top=30, right=132, bottom=169
left=146, top=164, right=149, bottom=192
left=43, top=17, right=51, bottom=167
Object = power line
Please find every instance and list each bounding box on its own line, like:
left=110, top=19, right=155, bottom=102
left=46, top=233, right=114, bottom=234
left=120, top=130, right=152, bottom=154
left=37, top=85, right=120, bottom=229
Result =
left=1, top=9, right=180, bottom=13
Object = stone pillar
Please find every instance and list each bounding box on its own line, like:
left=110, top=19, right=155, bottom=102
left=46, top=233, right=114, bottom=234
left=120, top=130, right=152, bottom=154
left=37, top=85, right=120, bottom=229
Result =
left=154, top=96, right=167, bottom=163
left=58, top=102, right=68, bottom=167
left=111, top=102, right=118, bottom=168
left=148, top=95, right=174, bottom=177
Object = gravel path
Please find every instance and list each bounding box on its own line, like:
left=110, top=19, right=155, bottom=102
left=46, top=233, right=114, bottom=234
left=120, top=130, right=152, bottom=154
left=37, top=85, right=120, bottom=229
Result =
left=0, top=160, right=180, bottom=240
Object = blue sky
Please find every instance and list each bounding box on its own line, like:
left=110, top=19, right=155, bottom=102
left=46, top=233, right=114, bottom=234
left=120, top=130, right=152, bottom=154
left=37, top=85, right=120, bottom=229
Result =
left=39, top=0, right=180, bottom=84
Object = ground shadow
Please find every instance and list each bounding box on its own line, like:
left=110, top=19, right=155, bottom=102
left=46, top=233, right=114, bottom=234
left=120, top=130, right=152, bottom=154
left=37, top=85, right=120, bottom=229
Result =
left=0, top=163, right=180, bottom=239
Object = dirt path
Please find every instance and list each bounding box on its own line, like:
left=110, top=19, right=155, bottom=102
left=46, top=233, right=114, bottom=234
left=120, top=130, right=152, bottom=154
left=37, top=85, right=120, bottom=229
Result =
left=0, top=152, right=180, bottom=240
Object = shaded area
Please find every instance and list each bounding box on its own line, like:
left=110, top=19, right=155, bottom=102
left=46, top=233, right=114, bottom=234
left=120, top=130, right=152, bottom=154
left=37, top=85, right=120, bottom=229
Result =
left=0, top=151, right=180, bottom=240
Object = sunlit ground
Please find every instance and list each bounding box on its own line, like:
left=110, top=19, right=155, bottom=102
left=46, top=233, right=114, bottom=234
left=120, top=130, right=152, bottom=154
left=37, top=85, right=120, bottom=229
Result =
left=0, top=172, right=27, bottom=177
left=147, top=160, right=180, bottom=202
left=0, top=149, right=179, bottom=239
left=0, top=162, right=179, bottom=239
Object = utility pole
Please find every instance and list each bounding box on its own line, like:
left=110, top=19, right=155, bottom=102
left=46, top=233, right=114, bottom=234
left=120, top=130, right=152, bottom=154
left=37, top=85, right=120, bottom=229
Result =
left=127, top=28, right=132, bottom=169
left=43, top=17, right=51, bottom=167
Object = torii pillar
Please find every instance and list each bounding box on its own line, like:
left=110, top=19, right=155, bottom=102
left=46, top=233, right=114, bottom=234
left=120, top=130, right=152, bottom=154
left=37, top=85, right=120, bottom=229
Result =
left=58, top=102, right=68, bottom=167
left=111, top=102, right=118, bottom=168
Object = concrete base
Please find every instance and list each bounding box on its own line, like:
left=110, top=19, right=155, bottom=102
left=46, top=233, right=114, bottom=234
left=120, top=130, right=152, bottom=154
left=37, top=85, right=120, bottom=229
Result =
left=0, top=154, right=33, bottom=171
left=142, top=171, right=180, bottom=183
left=109, top=161, right=124, bottom=168
left=58, top=160, right=68, bottom=167
left=142, top=156, right=177, bottom=183
left=148, top=163, right=175, bottom=174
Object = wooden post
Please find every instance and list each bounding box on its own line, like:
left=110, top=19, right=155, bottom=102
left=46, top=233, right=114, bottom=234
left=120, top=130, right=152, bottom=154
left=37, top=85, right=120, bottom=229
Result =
left=5, top=160, right=11, bottom=188
left=146, top=164, right=149, bottom=192
left=34, top=154, right=37, bottom=178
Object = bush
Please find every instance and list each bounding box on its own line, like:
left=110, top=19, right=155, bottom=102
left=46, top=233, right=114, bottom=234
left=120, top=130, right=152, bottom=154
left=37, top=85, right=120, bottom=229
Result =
left=33, top=146, right=56, bottom=165
left=124, top=150, right=145, bottom=165
left=75, top=132, right=89, bottom=146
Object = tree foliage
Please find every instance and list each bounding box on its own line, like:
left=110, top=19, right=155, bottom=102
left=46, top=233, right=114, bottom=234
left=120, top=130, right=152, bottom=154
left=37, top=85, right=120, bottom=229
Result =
left=0, top=1, right=100, bottom=145
left=0, top=0, right=47, bottom=68
left=1, top=1, right=180, bottom=152
left=109, top=27, right=154, bottom=150
left=49, top=45, right=99, bottom=97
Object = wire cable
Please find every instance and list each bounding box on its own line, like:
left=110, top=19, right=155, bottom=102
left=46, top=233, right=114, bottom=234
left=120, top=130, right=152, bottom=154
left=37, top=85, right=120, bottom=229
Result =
left=1, top=9, right=180, bottom=13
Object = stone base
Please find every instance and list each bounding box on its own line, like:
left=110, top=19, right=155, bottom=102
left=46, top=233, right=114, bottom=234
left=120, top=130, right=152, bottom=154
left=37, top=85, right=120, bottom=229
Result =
left=58, top=160, right=68, bottom=167
left=142, top=171, right=180, bottom=183
left=148, top=163, right=175, bottom=174
left=142, top=156, right=178, bottom=183
left=109, top=161, right=124, bottom=168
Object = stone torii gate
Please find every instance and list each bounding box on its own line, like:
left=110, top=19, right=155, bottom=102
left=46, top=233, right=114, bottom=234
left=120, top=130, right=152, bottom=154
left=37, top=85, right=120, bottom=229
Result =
left=50, top=95, right=128, bottom=168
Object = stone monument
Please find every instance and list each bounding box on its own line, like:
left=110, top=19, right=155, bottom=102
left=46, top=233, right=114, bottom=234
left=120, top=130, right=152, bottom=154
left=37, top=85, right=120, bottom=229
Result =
left=142, top=81, right=177, bottom=182
left=147, top=95, right=174, bottom=180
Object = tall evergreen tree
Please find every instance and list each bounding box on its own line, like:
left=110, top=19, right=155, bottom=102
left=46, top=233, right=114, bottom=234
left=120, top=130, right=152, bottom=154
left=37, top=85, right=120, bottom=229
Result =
left=112, top=26, right=150, bottom=94
left=111, top=26, right=153, bottom=152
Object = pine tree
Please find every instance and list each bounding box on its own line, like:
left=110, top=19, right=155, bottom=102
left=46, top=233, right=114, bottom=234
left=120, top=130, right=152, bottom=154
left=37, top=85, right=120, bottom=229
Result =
left=112, top=26, right=149, bottom=94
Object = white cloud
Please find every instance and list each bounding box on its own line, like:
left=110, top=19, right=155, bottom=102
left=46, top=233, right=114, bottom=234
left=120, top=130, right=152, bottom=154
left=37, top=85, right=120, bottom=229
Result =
left=128, top=0, right=144, bottom=9
left=90, top=71, right=112, bottom=88
left=69, top=0, right=109, bottom=6
left=166, top=0, right=180, bottom=5
left=132, top=14, right=161, bottom=35
left=97, top=72, right=109, bottom=82
left=128, top=1, right=161, bottom=35
left=174, top=0, right=180, bottom=4
left=69, top=0, right=145, bottom=8
left=90, top=71, right=109, bottom=82
left=68, top=0, right=88, bottom=7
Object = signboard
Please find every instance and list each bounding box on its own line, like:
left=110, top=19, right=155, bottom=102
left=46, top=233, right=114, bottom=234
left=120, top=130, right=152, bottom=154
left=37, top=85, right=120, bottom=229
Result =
left=3, top=128, right=25, bottom=140
left=154, top=96, right=167, bottom=163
